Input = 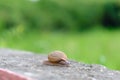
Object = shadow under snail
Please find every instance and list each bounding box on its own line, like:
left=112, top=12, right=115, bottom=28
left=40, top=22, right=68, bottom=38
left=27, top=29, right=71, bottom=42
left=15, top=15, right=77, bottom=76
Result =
left=43, top=51, right=70, bottom=67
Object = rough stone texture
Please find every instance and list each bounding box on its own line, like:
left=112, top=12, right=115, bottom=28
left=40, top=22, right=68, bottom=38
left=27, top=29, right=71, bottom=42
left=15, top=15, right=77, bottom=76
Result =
left=0, top=48, right=120, bottom=80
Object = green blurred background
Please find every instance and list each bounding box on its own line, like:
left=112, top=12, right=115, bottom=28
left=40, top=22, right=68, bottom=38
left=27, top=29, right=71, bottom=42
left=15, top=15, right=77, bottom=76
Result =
left=0, top=0, right=120, bottom=70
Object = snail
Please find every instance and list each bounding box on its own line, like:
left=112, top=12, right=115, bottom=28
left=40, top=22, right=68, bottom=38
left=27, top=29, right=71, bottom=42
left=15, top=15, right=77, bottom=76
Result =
left=43, top=50, right=70, bottom=67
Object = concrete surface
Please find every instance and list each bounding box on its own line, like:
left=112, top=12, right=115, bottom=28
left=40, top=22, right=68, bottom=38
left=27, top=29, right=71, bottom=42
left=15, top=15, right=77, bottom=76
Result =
left=0, top=48, right=120, bottom=80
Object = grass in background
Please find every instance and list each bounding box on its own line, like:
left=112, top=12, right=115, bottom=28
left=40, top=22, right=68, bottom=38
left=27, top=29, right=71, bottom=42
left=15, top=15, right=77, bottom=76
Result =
left=0, top=28, right=120, bottom=70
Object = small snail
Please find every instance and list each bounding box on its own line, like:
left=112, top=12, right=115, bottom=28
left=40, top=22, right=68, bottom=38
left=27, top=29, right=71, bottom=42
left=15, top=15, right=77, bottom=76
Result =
left=43, top=51, right=70, bottom=67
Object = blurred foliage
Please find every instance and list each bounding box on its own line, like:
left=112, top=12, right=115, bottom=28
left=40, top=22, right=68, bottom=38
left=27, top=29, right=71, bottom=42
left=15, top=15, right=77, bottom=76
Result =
left=0, top=0, right=119, bottom=32
left=102, top=1, right=120, bottom=28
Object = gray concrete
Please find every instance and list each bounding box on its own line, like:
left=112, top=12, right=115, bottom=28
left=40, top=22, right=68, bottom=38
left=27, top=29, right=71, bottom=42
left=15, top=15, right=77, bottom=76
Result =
left=0, top=48, right=120, bottom=80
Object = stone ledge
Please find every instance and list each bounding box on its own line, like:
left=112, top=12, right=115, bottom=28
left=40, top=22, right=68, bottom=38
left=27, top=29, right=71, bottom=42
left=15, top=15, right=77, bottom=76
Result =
left=0, top=48, right=120, bottom=80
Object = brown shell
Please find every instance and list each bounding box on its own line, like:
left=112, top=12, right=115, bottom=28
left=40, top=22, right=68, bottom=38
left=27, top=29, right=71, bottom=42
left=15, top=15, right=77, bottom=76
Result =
left=48, top=51, right=67, bottom=63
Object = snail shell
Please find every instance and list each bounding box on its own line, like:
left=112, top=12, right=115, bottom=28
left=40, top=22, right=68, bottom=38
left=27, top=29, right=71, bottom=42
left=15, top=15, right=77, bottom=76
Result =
left=43, top=50, right=69, bottom=67
left=48, top=51, right=67, bottom=63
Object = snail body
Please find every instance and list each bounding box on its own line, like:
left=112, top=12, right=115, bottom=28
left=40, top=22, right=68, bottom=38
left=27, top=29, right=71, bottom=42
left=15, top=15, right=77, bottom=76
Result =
left=43, top=51, right=69, bottom=67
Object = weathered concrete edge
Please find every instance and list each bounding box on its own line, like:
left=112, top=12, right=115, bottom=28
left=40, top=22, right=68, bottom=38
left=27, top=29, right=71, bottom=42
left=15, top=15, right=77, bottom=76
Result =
left=0, top=48, right=120, bottom=80
left=0, top=48, right=37, bottom=80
